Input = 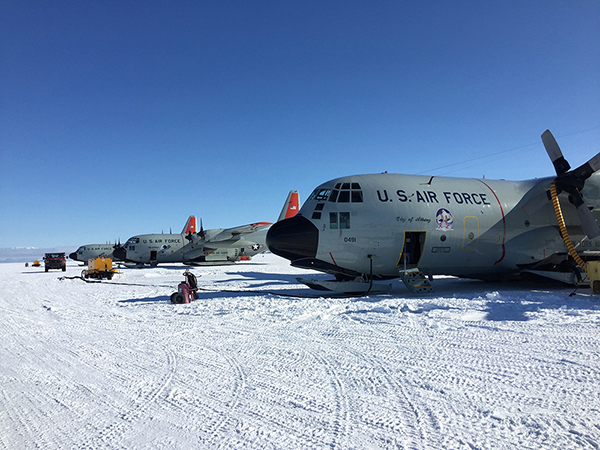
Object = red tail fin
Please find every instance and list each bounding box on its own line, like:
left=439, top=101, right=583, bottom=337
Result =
left=181, top=215, right=197, bottom=235
left=277, top=190, right=300, bottom=221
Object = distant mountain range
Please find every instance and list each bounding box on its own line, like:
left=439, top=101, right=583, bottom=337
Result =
left=0, top=247, right=78, bottom=263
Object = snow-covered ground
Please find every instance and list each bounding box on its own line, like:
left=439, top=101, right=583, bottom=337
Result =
left=1, top=253, right=599, bottom=449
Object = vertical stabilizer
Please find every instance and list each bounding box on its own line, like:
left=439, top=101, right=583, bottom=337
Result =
left=277, top=190, right=300, bottom=222
left=182, top=215, right=197, bottom=235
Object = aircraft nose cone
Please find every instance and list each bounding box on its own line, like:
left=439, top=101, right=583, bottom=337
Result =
left=113, top=246, right=127, bottom=261
left=69, top=252, right=78, bottom=260
left=266, top=215, right=319, bottom=261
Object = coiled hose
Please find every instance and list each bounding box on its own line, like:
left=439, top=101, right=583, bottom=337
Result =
left=550, top=183, right=587, bottom=271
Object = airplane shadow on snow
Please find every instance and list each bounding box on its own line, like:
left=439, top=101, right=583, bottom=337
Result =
left=117, top=272, right=599, bottom=317
left=214, top=271, right=306, bottom=288
left=432, top=277, right=595, bottom=322
left=117, top=271, right=328, bottom=304
left=118, top=295, right=172, bottom=304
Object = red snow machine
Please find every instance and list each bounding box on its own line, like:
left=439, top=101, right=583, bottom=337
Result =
left=170, top=269, right=200, bottom=304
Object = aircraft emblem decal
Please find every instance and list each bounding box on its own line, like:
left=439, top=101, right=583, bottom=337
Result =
left=436, top=208, right=453, bottom=230
left=251, top=244, right=260, bottom=251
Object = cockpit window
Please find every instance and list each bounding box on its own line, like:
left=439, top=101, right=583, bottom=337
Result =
left=338, top=191, right=350, bottom=203
left=126, top=237, right=140, bottom=246
left=334, top=182, right=362, bottom=203
left=351, top=191, right=363, bottom=202
left=309, top=188, right=332, bottom=201
left=310, top=182, right=363, bottom=203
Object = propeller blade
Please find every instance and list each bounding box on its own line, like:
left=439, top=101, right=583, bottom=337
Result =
left=568, top=152, right=600, bottom=184
left=568, top=189, right=600, bottom=239
left=577, top=204, right=600, bottom=239
left=542, top=130, right=571, bottom=175
left=199, top=219, right=206, bottom=240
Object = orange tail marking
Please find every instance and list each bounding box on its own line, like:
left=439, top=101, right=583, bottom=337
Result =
left=183, top=216, right=197, bottom=235
left=285, top=191, right=300, bottom=219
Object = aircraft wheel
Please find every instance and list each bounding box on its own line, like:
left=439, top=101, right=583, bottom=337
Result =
left=171, top=292, right=185, bottom=304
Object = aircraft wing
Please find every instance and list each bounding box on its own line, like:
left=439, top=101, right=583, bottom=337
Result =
left=207, top=222, right=273, bottom=243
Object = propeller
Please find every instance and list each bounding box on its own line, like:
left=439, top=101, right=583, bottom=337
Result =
left=198, top=218, right=206, bottom=241
left=113, top=239, right=122, bottom=250
left=542, top=130, right=600, bottom=239
left=186, top=219, right=206, bottom=242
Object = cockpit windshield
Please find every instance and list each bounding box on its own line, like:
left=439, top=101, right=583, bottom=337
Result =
left=308, top=182, right=363, bottom=203
left=308, top=188, right=332, bottom=201
left=124, top=237, right=140, bottom=248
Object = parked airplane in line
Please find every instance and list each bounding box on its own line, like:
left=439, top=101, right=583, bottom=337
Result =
left=69, top=216, right=197, bottom=265
left=69, top=244, right=116, bottom=263
left=266, top=131, right=600, bottom=293
left=113, top=191, right=300, bottom=267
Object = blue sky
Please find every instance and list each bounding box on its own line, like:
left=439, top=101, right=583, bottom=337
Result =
left=1, top=1, right=599, bottom=248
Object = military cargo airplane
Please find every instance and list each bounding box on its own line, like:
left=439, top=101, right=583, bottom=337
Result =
left=114, top=191, right=299, bottom=267
left=267, top=131, right=600, bottom=293
left=69, top=244, right=116, bottom=263
left=69, top=216, right=197, bottom=264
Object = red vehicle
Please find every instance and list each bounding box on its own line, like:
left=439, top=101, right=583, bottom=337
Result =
left=44, top=252, right=66, bottom=272
left=170, top=269, right=200, bottom=304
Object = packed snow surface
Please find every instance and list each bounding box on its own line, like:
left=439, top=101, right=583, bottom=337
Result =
left=2, top=253, right=600, bottom=449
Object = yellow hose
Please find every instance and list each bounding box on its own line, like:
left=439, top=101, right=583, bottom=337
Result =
left=550, top=183, right=587, bottom=271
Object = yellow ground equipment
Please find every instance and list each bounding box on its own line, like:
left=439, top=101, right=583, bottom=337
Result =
left=82, top=257, right=117, bottom=280
left=32, top=260, right=41, bottom=267
left=586, top=261, right=600, bottom=294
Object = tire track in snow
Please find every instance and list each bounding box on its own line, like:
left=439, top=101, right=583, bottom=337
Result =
left=209, top=349, right=248, bottom=449
left=170, top=325, right=355, bottom=449
left=0, top=301, right=79, bottom=449
left=0, top=387, right=71, bottom=450
left=158, top=340, right=251, bottom=447
left=344, top=346, right=431, bottom=449
left=314, top=314, right=443, bottom=449
left=218, top=342, right=341, bottom=448
left=80, top=347, right=177, bottom=449
left=232, top=324, right=355, bottom=449
left=312, top=350, right=352, bottom=450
